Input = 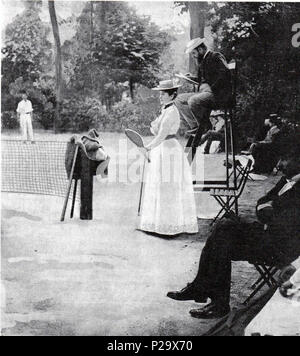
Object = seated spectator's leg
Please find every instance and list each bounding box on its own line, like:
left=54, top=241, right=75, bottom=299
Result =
left=204, top=137, right=213, bottom=154
left=252, top=143, right=275, bottom=174
left=248, top=143, right=257, bottom=154
left=187, top=92, right=214, bottom=132
left=260, top=143, right=277, bottom=173
left=191, top=220, right=238, bottom=308
left=186, top=93, right=214, bottom=159
left=251, top=144, right=263, bottom=173
left=175, top=93, right=199, bottom=130
left=198, top=131, right=212, bottom=147
left=191, top=220, right=265, bottom=309
left=204, top=131, right=224, bottom=154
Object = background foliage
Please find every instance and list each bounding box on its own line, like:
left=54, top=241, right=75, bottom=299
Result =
left=1, top=1, right=300, bottom=144
left=1, top=1, right=55, bottom=129
left=1, top=0, right=170, bottom=132
left=209, top=2, right=300, bottom=144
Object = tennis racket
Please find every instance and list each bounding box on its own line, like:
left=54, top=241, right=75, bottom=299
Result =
left=125, top=129, right=150, bottom=163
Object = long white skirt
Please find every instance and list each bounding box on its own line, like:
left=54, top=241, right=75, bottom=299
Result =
left=138, top=138, right=198, bottom=235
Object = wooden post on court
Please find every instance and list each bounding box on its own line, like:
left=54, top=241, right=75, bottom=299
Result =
left=80, top=149, right=93, bottom=220
left=70, top=178, right=78, bottom=219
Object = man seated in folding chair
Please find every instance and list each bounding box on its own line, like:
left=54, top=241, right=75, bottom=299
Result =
left=242, top=114, right=281, bottom=174
left=167, top=154, right=300, bottom=319
left=198, top=110, right=225, bottom=154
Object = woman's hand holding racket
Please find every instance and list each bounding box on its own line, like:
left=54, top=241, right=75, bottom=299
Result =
left=125, top=129, right=151, bottom=163
left=139, top=147, right=150, bottom=162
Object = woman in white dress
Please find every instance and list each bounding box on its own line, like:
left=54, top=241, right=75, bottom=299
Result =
left=138, top=79, right=198, bottom=236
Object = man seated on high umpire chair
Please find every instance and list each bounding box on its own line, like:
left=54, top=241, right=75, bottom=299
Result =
left=167, top=151, right=300, bottom=319
left=175, top=37, right=232, bottom=162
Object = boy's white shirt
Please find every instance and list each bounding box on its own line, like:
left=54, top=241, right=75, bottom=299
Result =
left=16, top=99, right=33, bottom=117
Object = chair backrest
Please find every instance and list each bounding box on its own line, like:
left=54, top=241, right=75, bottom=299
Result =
left=236, top=159, right=252, bottom=197
left=228, top=59, right=237, bottom=107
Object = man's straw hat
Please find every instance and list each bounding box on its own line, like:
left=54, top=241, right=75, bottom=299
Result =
left=185, top=37, right=206, bottom=54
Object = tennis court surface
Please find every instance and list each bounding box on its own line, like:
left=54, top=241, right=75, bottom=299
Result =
left=1, top=132, right=273, bottom=336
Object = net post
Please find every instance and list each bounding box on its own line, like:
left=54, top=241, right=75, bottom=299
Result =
left=80, top=149, right=94, bottom=220
left=70, top=178, right=78, bottom=219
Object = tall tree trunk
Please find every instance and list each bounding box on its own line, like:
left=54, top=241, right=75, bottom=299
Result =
left=90, top=2, right=94, bottom=89
left=188, top=2, right=207, bottom=74
left=95, top=1, right=107, bottom=101
left=90, top=1, right=94, bottom=45
left=129, top=78, right=134, bottom=101
left=98, top=0, right=107, bottom=33
left=48, top=1, right=62, bottom=133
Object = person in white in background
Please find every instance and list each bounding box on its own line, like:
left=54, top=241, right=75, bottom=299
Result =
left=16, top=91, right=35, bottom=143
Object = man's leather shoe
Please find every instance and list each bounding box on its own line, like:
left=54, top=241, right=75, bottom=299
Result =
left=167, top=283, right=207, bottom=303
left=189, top=302, right=230, bottom=319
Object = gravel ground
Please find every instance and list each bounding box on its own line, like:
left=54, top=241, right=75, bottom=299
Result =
left=1, top=131, right=281, bottom=336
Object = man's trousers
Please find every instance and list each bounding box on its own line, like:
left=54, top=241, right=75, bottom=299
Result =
left=252, top=143, right=277, bottom=174
left=175, top=90, right=215, bottom=132
left=191, top=220, right=273, bottom=307
left=20, top=115, right=34, bottom=141
left=199, top=130, right=224, bottom=153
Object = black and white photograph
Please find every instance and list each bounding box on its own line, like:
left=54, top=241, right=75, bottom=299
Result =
left=1, top=0, right=300, bottom=338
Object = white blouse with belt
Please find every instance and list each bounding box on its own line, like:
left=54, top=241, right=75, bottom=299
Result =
left=146, top=102, right=180, bottom=150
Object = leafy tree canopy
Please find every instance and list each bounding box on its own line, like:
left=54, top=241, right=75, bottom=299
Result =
left=209, top=2, right=300, bottom=138
left=64, top=1, right=172, bottom=102
left=2, top=1, right=52, bottom=84
left=1, top=1, right=53, bottom=112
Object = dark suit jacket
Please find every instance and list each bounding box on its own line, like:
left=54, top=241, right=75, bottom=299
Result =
left=197, top=51, right=232, bottom=107
left=65, top=131, right=109, bottom=180
left=257, top=177, right=300, bottom=267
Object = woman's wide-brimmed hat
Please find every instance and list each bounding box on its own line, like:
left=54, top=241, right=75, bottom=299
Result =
left=185, top=37, right=206, bottom=54
left=152, top=79, right=181, bottom=91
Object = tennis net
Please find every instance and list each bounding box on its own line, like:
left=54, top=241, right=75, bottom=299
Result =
left=1, top=139, right=78, bottom=199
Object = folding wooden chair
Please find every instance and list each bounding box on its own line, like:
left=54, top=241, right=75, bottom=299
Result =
left=243, top=262, right=279, bottom=305
left=227, top=158, right=254, bottom=181
left=209, top=159, right=252, bottom=224
left=190, top=59, right=239, bottom=187
left=191, top=59, right=246, bottom=224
